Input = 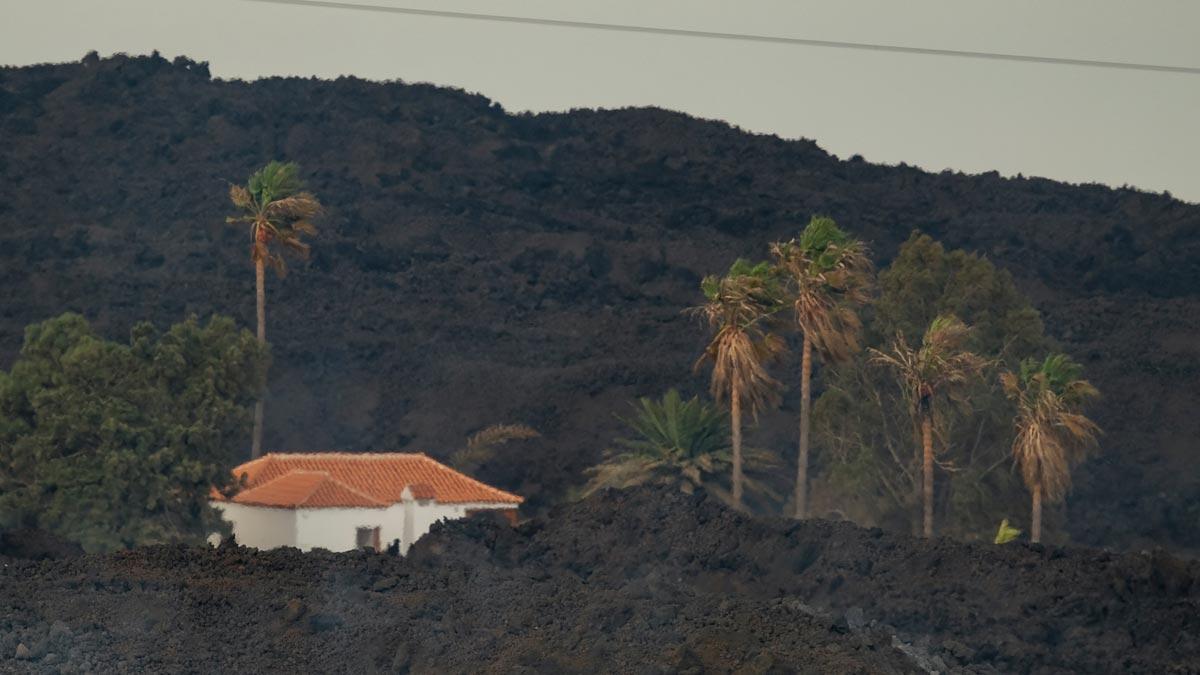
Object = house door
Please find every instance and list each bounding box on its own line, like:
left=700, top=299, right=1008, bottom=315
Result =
left=355, top=526, right=381, bottom=551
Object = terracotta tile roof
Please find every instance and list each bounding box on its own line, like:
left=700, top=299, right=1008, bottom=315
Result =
left=215, top=453, right=523, bottom=509
left=405, top=483, right=436, bottom=501
left=232, top=471, right=388, bottom=508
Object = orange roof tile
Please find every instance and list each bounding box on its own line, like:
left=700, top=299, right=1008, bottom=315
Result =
left=232, top=471, right=388, bottom=508
left=405, top=483, right=436, bottom=501
left=216, top=453, right=523, bottom=509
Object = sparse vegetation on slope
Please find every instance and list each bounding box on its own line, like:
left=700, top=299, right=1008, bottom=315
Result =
left=0, top=54, right=1197, bottom=550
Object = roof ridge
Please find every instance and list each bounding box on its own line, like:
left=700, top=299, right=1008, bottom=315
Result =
left=309, top=473, right=389, bottom=507
left=258, top=451, right=428, bottom=459
left=295, top=471, right=328, bottom=506
left=244, top=469, right=330, bottom=502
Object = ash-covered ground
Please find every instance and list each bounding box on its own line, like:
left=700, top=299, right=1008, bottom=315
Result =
left=2, top=487, right=1197, bottom=674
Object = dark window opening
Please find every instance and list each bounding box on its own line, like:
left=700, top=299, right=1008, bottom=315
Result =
left=356, top=526, right=381, bottom=551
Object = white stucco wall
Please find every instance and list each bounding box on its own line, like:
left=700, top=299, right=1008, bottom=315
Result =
left=294, top=505, right=399, bottom=552
left=213, top=502, right=297, bottom=549
left=214, top=500, right=517, bottom=554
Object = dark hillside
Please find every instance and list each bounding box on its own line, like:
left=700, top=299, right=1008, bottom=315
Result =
left=1, top=53, right=1197, bottom=550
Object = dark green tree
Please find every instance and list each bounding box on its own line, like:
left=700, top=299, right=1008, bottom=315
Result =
left=0, top=313, right=267, bottom=552
left=813, top=232, right=1052, bottom=538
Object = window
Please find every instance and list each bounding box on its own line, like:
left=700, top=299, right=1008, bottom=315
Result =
left=355, top=526, right=381, bottom=551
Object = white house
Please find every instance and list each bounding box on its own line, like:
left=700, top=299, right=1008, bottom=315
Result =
left=211, top=452, right=522, bottom=554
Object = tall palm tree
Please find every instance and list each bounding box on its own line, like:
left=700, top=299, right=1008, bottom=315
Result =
left=227, top=161, right=321, bottom=458
left=693, top=259, right=784, bottom=509
left=770, top=216, right=873, bottom=519
left=1000, top=354, right=1100, bottom=543
left=870, top=315, right=987, bottom=537
left=581, top=390, right=778, bottom=504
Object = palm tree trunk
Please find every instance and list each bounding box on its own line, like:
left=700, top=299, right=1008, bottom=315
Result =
left=795, top=334, right=812, bottom=519
left=731, top=387, right=743, bottom=509
left=252, top=257, right=266, bottom=459
left=1031, top=480, right=1043, bottom=543
left=921, top=414, right=934, bottom=538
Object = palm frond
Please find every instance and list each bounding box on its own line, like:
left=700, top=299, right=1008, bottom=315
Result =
left=268, top=254, right=287, bottom=277
left=248, top=160, right=304, bottom=204
left=228, top=161, right=321, bottom=271
left=871, top=314, right=987, bottom=423
left=290, top=220, right=318, bottom=236
left=277, top=236, right=311, bottom=259
left=228, top=184, right=253, bottom=210
left=582, top=391, right=780, bottom=500
left=770, top=216, right=874, bottom=363
left=693, top=261, right=786, bottom=419
left=467, top=424, right=541, bottom=452
left=265, top=192, right=323, bottom=220
left=450, top=423, right=540, bottom=472
left=1001, top=352, right=1101, bottom=502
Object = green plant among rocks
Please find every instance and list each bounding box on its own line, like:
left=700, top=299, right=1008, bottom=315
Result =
left=581, top=389, right=779, bottom=506
left=994, top=519, right=1022, bottom=544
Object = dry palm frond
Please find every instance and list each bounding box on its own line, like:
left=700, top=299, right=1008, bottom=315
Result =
left=466, top=424, right=541, bottom=451
left=871, top=314, right=988, bottom=417
left=692, top=261, right=785, bottom=419
left=278, top=235, right=311, bottom=259
left=290, top=220, right=318, bottom=236
left=227, top=161, right=322, bottom=277
left=770, top=216, right=874, bottom=363
left=229, top=184, right=253, bottom=209
left=697, top=327, right=785, bottom=419
left=1002, top=354, right=1100, bottom=502
left=265, top=192, right=323, bottom=220
left=450, top=423, right=540, bottom=472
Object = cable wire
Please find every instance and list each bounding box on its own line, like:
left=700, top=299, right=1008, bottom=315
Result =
left=245, top=0, right=1200, bottom=75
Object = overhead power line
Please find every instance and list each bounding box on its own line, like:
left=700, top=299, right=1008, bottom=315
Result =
left=247, top=0, right=1200, bottom=76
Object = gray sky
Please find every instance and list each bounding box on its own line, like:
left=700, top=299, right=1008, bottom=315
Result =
left=4, top=0, right=1199, bottom=201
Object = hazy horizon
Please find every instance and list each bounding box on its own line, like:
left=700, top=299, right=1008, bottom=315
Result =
left=3, top=0, right=1198, bottom=201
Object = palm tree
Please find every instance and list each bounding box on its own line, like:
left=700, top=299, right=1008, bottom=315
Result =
left=227, top=161, right=321, bottom=458
left=1000, top=354, right=1100, bottom=543
left=580, top=390, right=777, bottom=504
left=870, top=315, right=987, bottom=537
left=770, top=216, right=873, bottom=519
left=693, top=259, right=784, bottom=509
left=449, top=423, right=541, bottom=475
